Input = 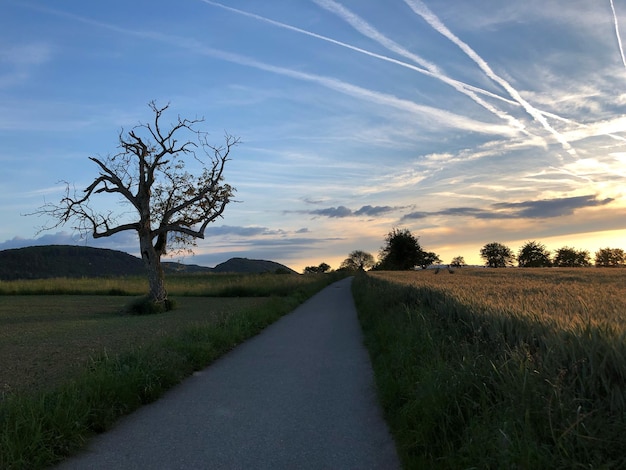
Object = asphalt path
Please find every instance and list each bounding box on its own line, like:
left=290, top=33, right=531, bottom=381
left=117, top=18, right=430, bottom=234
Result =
left=55, top=277, right=400, bottom=470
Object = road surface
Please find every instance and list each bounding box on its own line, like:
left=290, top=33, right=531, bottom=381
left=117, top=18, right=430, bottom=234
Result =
left=56, top=277, right=400, bottom=469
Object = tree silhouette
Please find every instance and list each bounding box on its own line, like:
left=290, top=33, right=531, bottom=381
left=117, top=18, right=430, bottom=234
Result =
left=35, top=102, right=239, bottom=309
left=303, top=262, right=331, bottom=274
left=450, top=256, right=466, bottom=267
left=340, top=250, right=375, bottom=271
left=594, top=247, right=625, bottom=267
left=480, top=242, right=514, bottom=268
left=517, top=240, right=552, bottom=267
left=377, top=228, right=421, bottom=270
left=553, top=247, right=590, bottom=267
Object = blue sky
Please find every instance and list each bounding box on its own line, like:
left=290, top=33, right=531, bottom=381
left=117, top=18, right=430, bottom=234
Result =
left=2, top=0, right=626, bottom=272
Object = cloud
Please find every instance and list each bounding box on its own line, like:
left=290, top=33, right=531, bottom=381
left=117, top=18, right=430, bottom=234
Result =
left=493, top=195, right=615, bottom=218
left=203, top=225, right=285, bottom=237
left=353, top=205, right=396, bottom=217
left=41, top=5, right=519, bottom=138
left=0, top=43, right=53, bottom=89
left=310, top=206, right=354, bottom=218
left=402, top=195, right=614, bottom=221
left=307, top=205, right=399, bottom=218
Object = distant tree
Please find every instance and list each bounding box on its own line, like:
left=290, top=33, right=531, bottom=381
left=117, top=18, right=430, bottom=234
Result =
left=317, top=262, right=331, bottom=273
left=517, top=240, right=552, bottom=267
left=553, top=247, right=590, bottom=267
left=377, top=228, right=423, bottom=270
left=450, top=256, right=466, bottom=267
left=340, top=250, right=375, bottom=271
left=303, top=262, right=331, bottom=274
left=34, top=102, right=239, bottom=309
left=419, top=251, right=442, bottom=269
left=480, top=242, right=514, bottom=268
left=594, top=247, right=625, bottom=267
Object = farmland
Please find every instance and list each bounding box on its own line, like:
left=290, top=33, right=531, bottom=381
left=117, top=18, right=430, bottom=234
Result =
left=354, top=268, right=626, bottom=469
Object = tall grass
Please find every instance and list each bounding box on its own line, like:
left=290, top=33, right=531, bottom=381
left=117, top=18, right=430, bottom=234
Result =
left=0, top=272, right=345, bottom=470
left=354, top=269, right=626, bottom=469
left=0, top=273, right=328, bottom=297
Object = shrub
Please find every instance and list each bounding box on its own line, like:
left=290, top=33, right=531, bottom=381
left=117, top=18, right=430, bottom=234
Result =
left=124, top=296, right=176, bottom=315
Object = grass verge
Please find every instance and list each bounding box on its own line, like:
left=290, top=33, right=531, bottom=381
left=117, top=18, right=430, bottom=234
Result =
left=0, top=272, right=345, bottom=470
left=353, top=272, right=626, bottom=469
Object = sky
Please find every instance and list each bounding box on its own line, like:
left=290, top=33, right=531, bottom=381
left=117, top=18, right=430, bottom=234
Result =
left=2, top=0, right=626, bottom=272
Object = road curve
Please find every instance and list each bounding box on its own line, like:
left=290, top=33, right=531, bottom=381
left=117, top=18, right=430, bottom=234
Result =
left=56, top=277, right=400, bottom=469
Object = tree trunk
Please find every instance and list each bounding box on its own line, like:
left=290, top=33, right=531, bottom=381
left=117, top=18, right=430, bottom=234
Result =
left=139, top=233, right=167, bottom=306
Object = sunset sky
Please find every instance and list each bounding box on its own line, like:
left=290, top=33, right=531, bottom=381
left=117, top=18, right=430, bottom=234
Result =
left=2, top=0, right=626, bottom=272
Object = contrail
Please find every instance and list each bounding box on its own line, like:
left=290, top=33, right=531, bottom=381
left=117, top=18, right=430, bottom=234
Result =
left=203, top=0, right=626, bottom=147
left=201, top=0, right=526, bottom=134
left=30, top=4, right=515, bottom=137
left=402, top=0, right=576, bottom=155
left=610, top=0, right=626, bottom=69
left=311, top=0, right=528, bottom=134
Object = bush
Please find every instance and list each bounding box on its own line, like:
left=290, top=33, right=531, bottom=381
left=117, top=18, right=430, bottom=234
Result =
left=124, top=296, right=177, bottom=315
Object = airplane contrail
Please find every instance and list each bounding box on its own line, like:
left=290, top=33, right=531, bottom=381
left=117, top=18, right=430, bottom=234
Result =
left=311, top=0, right=528, bottom=134
left=203, top=0, right=626, bottom=147
left=201, top=0, right=527, bottom=134
left=402, top=0, right=576, bottom=155
left=610, top=0, right=626, bottom=69
left=34, top=5, right=515, bottom=137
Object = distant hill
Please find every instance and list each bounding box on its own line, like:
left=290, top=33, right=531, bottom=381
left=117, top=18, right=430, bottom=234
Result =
left=0, top=245, right=145, bottom=280
left=212, top=257, right=297, bottom=274
left=0, top=245, right=296, bottom=280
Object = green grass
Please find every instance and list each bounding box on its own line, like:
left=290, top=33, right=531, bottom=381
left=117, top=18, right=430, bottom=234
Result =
left=0, top=272, right=345, bottom=470
left=0, top=296, right=265, bottom=396
left=353, top=272, right=626, bottom=469
left=0, top=272, right=329, bottom=297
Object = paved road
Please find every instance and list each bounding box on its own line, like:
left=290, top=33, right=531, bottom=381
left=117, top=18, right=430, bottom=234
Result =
left=56, top=277, right=400, bottom=469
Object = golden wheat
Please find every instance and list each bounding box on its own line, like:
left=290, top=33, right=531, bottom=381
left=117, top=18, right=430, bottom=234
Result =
left=371, top=268, right=626, bottom=333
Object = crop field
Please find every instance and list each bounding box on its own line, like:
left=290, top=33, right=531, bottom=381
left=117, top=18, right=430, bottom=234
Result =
left=374, top=267, right=626, bottom=332
left=0, top=272, right=342, bottom=470
left=353, top=268, right=626, bottom=469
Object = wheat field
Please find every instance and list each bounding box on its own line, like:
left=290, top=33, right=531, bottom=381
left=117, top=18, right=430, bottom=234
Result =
left=356, top=268, right=626, bottom=468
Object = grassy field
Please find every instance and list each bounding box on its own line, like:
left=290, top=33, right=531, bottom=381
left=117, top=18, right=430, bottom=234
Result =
left=0, top=272, right=343, bottom=470
left=0, top=272, right=325, bottom=297
left=353, top=268, right=626, bottom=469
left=0, top=296, right=265, bottom=396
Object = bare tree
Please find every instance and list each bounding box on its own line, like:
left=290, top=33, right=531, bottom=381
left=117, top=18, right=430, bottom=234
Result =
left=35, top=102, right=239, bottom=309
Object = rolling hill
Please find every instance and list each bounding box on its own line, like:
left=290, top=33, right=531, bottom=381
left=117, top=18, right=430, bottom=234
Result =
left=0, top=245, right=296, bottom=280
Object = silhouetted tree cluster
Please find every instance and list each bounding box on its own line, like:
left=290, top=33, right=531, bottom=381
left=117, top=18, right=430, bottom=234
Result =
left=553, top=247, right=590, bottom=267
left=374, top=228, right=440, bottom=270
left=594, top=247, right=625, bottom=267
left=479, top=241, right=624, bottom=268
left=518, top=241, right=552, bottom=267
left=480, top=242, right=515, bottom=268
left=450, top=256, right=466, bottom=268
left=340, top=232, right=624, bottom=273
left=303, top=262, right=331, bottom=274
left=340, top=250, right=375, bottom=271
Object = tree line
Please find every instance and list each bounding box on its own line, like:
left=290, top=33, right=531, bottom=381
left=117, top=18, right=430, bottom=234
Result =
left=479, top=241, right=625, bottom=268
left=304, top=229, right=626, bottom=273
